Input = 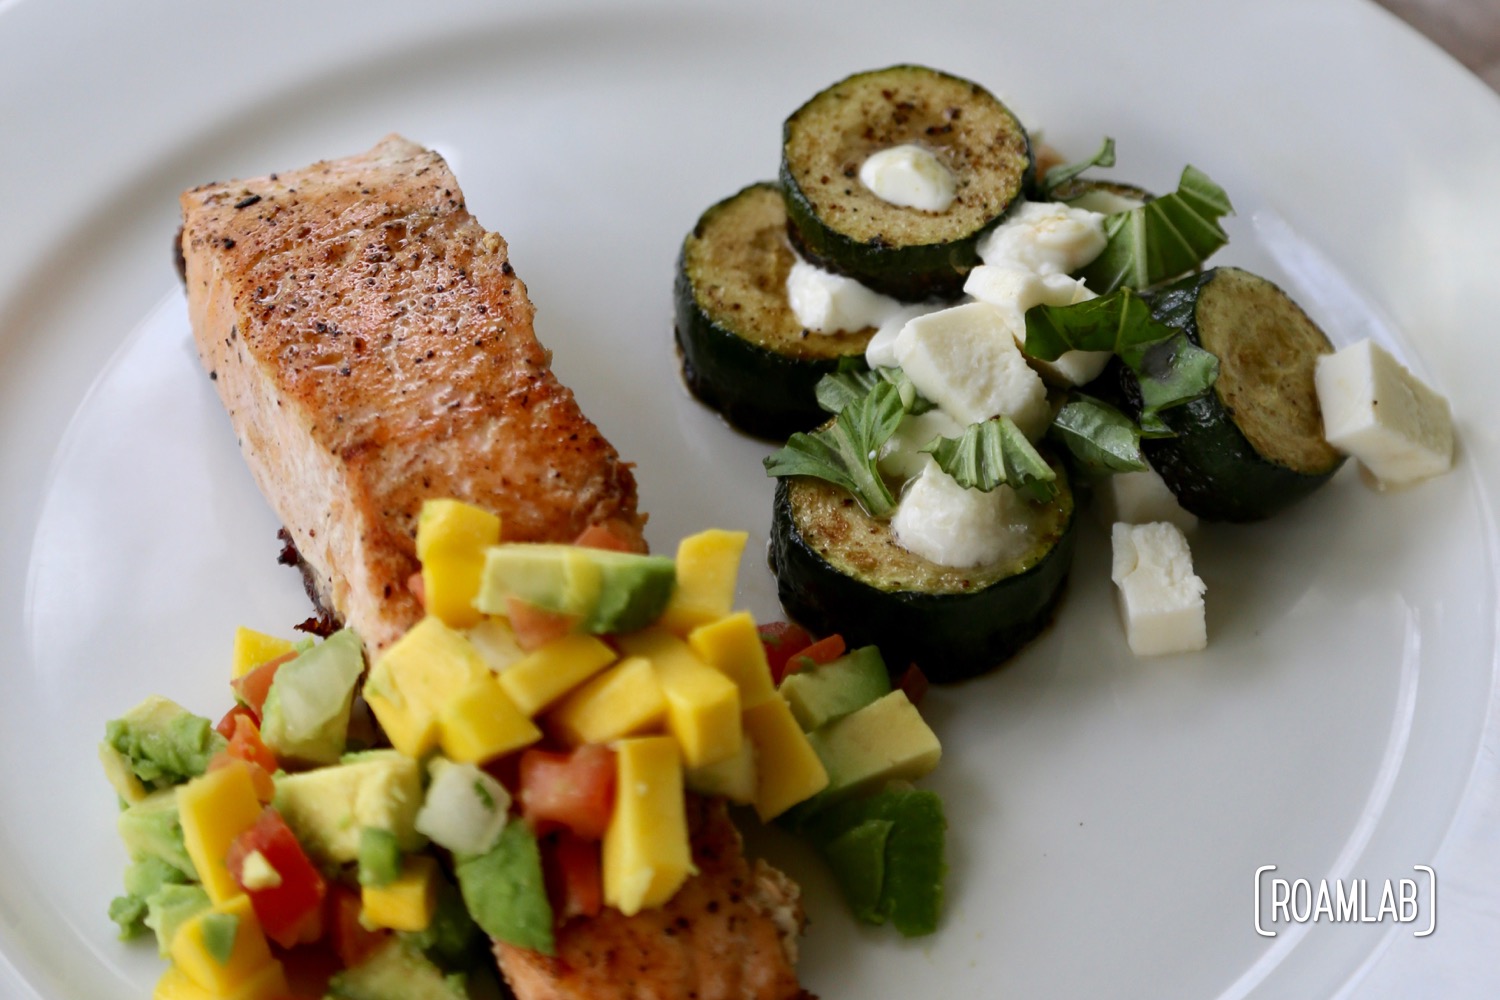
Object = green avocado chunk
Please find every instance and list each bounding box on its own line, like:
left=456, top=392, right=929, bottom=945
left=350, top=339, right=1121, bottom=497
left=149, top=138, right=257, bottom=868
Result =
left=118, top=788, right=196, bottom=878
left=804, top=690, right=941, bottom=803
left=260, top=628, right=365, bottom=766
left=143, top=883, right=211, bottom=957
left=474, top=544, right=676, bottom=634
left=198, top=911, right=240, bottom=966
left=108, top=855, right=193, bottom=939
left=778, top=645, right=891, bottom=731
left=358, top=827, right=403, bottom=888
left=272, top=750, right=425, bottom=867
left=326, top=938, right=469, bottom=1000
left=454, top=821, right=554, bottom=956
left=104, top=696, right=225, bottom=791
left=400, top=879, right=485, bottom=973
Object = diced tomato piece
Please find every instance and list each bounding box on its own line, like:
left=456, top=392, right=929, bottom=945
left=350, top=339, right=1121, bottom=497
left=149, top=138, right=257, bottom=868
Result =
left=545, top=831, right=603, bottom=922
left=328, top=883, right=390, bottom=969
left=276, top=943, right=342, bottom=999
left=506, top=597, right=581, bottom=652
left=781, top=634, right=846, bottom=682
left=407, top=571, right=426, bottom=610
left=519, top=745, right=617, bottom=840
left=232, top=650, right=298, bottom=716
left=216, top=704, right=258, bottom=739
left=758, top=621, right=813, bottom=685
left=225, top=714, right=280, bottom=775
left=209, top=751, right=276, bottom=804
left=894, top=662, right=930, bottom=706
left=226, top=807, right=328, bottom=949
left=573, top=522, right=634, bottom=553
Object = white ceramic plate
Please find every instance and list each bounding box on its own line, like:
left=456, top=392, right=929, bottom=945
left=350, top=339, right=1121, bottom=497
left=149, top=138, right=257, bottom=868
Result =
left=3, top=1, right=1498, bottom=997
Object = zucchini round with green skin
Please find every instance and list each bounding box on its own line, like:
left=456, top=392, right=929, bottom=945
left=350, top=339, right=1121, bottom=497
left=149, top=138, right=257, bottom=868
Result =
left=1126, top=266, right=1345, bottom=521
left=675, top=182, right=873, bottom=439
left=769, top=460, right=1076, bottom=683
left=780, top=65, right=1034, bottom=302
left=1047, top=178, right=1153, bottom=215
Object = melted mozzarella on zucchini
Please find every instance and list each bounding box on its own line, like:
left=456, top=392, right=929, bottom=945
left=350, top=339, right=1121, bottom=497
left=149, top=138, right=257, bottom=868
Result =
left=858, top=144, right=957, bottom=212
left=786, top=257, right=904, bottom=334
left=976, top=200, right=1107, bottom=275
left=892, top=463, right=1037, bottom=568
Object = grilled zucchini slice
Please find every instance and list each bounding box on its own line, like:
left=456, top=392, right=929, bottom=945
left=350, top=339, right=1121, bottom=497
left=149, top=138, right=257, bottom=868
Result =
left=1047, top=178, right=1153, bottom=215
left=780, top=65, right=1034, bottom=302
left=1129, top=267, right=1345, bottom=521
left=769, top=460, right=1076, bottom=683
left=675, top=183, right=873, bottom=439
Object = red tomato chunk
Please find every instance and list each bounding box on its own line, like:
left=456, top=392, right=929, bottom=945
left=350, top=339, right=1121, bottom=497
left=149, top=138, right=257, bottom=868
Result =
left=226, top=807, right=328, bottom=949
left=519, top=745, right=617, bottom=841
left=758, top=621, right=813, bottom=685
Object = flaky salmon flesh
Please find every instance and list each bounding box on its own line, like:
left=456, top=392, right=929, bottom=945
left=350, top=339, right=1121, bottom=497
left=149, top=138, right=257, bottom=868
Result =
left=180, top=134, right=644, bottom=651
left=181, top=137, right=810, bottom=999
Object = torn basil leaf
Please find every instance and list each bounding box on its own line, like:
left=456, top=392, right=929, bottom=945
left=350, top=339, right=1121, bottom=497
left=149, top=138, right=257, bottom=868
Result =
left=818, top=365, right=933, bottom=416
left=1041, top=136, right=1116, bottom=197
left=921, top=416, right=1058, bottom=503
left=1050, top=395, right=1149, bottom=474
left=765, top=381, right=906, bottom=518
left=1077, top=165, right=1233, bottom=293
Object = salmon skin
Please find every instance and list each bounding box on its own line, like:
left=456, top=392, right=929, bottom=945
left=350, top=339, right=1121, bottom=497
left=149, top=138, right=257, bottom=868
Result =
left=180, top=135, right=644, bottom=650
left=497, top=797, right=812, bottom=1000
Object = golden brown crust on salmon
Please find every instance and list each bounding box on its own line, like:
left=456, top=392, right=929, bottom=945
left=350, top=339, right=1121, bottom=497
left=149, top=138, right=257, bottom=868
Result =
left=496, top=798, right=811, bottom=1000
left=180, top=135, right=644, bottom=649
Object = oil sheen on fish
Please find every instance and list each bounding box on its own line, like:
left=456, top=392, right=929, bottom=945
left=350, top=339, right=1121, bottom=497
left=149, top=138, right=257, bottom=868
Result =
left=180, top=135, right=644, bottom=650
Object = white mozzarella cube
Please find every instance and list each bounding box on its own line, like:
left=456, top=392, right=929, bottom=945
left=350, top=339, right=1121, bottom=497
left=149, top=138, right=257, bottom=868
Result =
left=864, top=302, right=940, bottom=370
left=1110, top=522, right=1207, bottom=656
left=892, top=302, right=1051, bottom=439
left=964, top=264, right=1109, bottom=386
left=975, top=200, right=1108, bottom=276
left=892, top=463, right=1036, bottom=569
left=786, top=257, right=903, bottom=334
left=858, top=144, right=957, bottom=212
left=878, top=409, right=966, bottom=482
left=1314, top=339, right=1454, bottom=489
left=1094, top=467, right=1197, bottom=533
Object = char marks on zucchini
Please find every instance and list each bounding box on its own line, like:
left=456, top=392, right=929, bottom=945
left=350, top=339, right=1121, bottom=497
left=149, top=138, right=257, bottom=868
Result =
left=780, top=65, right=1034, bottom=301
left=675, top=183, right=872, bottom=439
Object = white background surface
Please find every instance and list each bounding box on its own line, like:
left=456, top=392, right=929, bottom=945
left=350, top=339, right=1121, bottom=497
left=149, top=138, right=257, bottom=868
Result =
left=1, top=1, right=1498, bottom=997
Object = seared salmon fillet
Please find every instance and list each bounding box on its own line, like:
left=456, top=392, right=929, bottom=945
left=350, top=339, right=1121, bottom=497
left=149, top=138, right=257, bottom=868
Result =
left=497, top=797, right=811, bottom=1000
left=180, top=135, right=644, bottom=650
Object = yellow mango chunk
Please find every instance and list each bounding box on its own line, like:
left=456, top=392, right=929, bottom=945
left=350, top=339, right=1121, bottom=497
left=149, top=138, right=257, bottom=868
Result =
left=548, top=656, right=666, bottom=746
left=362, top=854, right=440, bottom=932
left=170, top=895, right=275, bottom=994
left=179, top=761, right=263, bottom=904
left=687, top=612, right=776, bottom=709
left=619, top=628, right=740, bottom=768
left=466, top=617, right=526, bottom=672
left=438, top=674, right=542, bottom=763
left=658, top=529, right=747, bottom=634
left=499, top=634, right=618, bottom=716
left=154, top=960, right=288, bottom=1000
left=231, top=627, right=296, bottom=679
left=685, top=736, right=756, bottom=805
left=603, top=737, right=691, bottom=916
left=417, top=499, right=502, bottom=629
left=742, top=695, right=829, bottom=821
left=366, top=617, right=490, bottom=757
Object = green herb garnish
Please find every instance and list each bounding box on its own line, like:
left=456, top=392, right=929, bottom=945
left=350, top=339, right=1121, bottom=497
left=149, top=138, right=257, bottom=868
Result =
left=1077, top=165, right=1233, bottom=293
left=1049, top=394, right=1149, bottom=474
left=920, top=416, right=1058, bottom=502
left=817, top=364, right=933, bottom=416
left=765, top=381, right=906, bottom=518
left=1041, top=136, right=1116, bottom=197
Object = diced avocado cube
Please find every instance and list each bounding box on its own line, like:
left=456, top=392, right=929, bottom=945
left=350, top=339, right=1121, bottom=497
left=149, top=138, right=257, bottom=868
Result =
left=399, top=878, right=483, bottom=972
left=685, top=736, right=756, bottom=805
left=475, top=544, right=676, bottom=634
left=260, top=628, right=365, bottom=766
left=273, top=750, right=425, bottom=867
left=822, top=818, right=893, bottom=923
left=805, top=691, right=941, bottom=802
left=117, top=788, right=196, bottom=878
left=109, top=854, right=187, bottom=940
left=327, top=938, right=469, bottom=1000
left=779, top=645, right=891, bottom=731
left=455, top=820, right=554, bottom=955
left=359, top=827, right=403, bottom=888
left=104, top=696, right=226, bottom=791
left=143, top=883, right=211, bottom=957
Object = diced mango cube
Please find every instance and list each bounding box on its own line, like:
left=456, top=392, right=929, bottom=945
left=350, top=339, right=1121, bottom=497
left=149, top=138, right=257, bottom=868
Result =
left=742, top=695, right=829, bottom=821
left=466, top=617, right=526, bottom=672
left=619, top=628, right=740, bottom=768
left=179, top=761, right=263, bottom=904
left=154, top=961, right=288, bottom=1000
left=548, top=656, right=666, bottom=746
left=498, top=634, right=617, bottom=716
left=438, top=674, right=542, bottom=763
left=687, top=612, right=777, bottom=709
left=658, top=530, right=747, bottom=634
left=362, top=854, right=440, bottom=932
left=231, top=628, right=296, bottom=679
left=366, top=617, right=490, bottom=757
left=685, top=736, right=756, bottom=805
left=417, top=499, right=502, bottom=629
left=603, top=737, right=691, bottom=916
left=170, top=895, right=275, bottom=994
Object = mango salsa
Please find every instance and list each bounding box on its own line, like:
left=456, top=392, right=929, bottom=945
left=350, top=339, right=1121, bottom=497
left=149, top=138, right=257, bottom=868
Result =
left=687, top=612, right=777, bottom=708
left=603, top=737, right=691, bottom=916
left=498, top=634, right=617, bottom=716
left=658, top=529, right=747, bottom=634
left=154, top=961, right=287, bottom=1000
left=361, top=854, right=440, bottom=932
left=548, top=656, right=667, bottom=746
left=169, top=894, right=276, bottom=994
left=742, top=695, right=829, bottom=821
left=365, top=617, right=490, bottom=758
left=230, top=627, right=295, bottom=680
left=178, top=761, right=263, bottom=905
left=416, top=499, right=502, bottom=629
left=438, top=674, right=542, bottom=764
left=618, top=628, right=741, bottom=768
